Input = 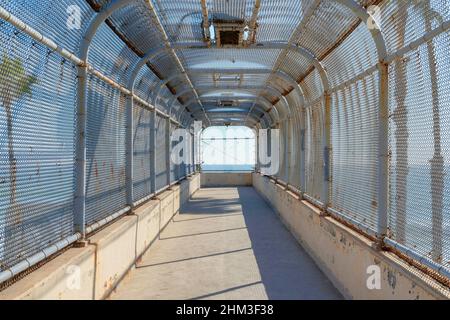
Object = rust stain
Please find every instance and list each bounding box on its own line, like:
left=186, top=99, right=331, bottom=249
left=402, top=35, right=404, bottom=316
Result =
left=387, top=270, right=397, bottom=290
left=385, top=246, right=450, bottom=288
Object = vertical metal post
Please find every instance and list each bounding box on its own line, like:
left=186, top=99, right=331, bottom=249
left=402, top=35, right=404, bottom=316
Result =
left=300, top=108, right=306, bottom=194
left=377, top=62, right=389, bottom=239
left=125, top=95, right=134, bottom=210
left=284, top=119, right=290, bottom=184
left=288, top=119, right=293, bottom=184
left=166, top=118, right=171, bottom=186
left=191, top=124, right=195, bottom=173
left=255, top=128, right=260, bottom=172
left=74, top=65, right=87, bottom=239
left=177, top=124, right=182, bottom=179
left=191, top=131, right=195, bottom=174
left=322, top=93, right=331, bottom=210
left=150, top=110, right=157, bottom=193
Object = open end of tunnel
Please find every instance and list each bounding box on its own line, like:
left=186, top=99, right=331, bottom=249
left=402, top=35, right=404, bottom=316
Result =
left=0, top=0, right=449, bottom=301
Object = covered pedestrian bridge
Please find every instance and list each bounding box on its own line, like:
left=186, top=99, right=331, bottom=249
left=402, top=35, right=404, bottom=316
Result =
left=0, top=0, right=449, bottom=299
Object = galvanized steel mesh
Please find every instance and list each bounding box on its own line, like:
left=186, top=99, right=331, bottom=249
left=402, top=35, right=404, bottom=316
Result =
left=0, top=0, right=195, bottom=275
left=155, top=114, right=168, bottom=191
left=133, top=101, right=153, bottom=202
left=387, top=8, right=450, bottom=264
left=0, top=0, right=449, bottom=283
left=85, top=77, right=127, bottom=225
left=0, top=26, right=76, bottom=270
left=304, top=100, right=324, bottom=201
left=330, top=70, right=379, bottom=232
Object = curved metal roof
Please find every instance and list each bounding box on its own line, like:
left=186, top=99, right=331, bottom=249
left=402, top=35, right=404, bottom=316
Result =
left=79, top=0, right=383, bottom=128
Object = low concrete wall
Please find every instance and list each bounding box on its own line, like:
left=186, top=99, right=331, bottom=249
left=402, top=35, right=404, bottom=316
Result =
left=201, top=172, right=252, bottom=187
left=0, top=174, right=201, bottom=300
left=252, top=173, right=450, bottom=300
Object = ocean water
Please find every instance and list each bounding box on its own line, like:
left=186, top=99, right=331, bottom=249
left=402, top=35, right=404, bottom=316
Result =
left=389, top=165, right=450, bottom=264
left=201, top=164, right=255, bottom=172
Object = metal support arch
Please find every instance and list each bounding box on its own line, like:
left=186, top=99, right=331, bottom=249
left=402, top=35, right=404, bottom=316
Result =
left=189, top=95, right=281, bottom=125
left=153, top=68, right=304, bottom=122
left=336, top=0, right=389, bottom=239
left=167, top=84, right=293, bottom=120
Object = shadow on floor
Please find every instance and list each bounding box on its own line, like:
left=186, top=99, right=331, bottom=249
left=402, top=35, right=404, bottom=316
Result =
left=178, top=186, right=342, bottom=299
left=112, top=187, right=342, bottom=300
left=235, top=187, right=342, bottom=299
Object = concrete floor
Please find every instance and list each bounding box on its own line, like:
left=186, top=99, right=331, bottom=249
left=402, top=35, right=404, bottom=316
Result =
left=110, top=187, right=342, bottom=300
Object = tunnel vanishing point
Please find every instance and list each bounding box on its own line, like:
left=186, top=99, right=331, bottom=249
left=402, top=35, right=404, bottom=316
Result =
left=0, top=0, right=449, bottom=300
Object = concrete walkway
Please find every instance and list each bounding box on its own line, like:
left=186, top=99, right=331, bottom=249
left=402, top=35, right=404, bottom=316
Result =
left=110, top=187, right=342, bottom=300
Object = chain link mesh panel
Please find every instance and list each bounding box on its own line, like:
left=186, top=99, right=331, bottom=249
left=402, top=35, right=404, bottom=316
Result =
left=0, top=22, right=76, bottom=271
left=155, top=114, right=167, bottom=191
left=380, top=0, right=450, bottom=56
left=0, top=0, right=95, bottom=53
left=85, top=76, right=126, bottom=225
left=133, top=102, right=152, bottom=202
left=305, top=100, right=323, bottom=200
left=278, top=121, right=286, bottom=180
left=322, top=24, right=378, bottom=88
left=331, top=71, right=379, bottom=231
left=170, top=122, right=177, bottom=183
left=302, top=69, right=324, bottom=104
left=89, top=23, right=140, bottom=85
left=388, top=30, right=450, bottom=264
left=1, top=0, right=450, bottom=285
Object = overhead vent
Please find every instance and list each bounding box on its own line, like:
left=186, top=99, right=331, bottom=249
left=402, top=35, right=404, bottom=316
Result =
left=218, top=100, right=239, bottom=107
left=219, top=30, right=240, bottom=46
left=204, top=18, right=255, bottom=48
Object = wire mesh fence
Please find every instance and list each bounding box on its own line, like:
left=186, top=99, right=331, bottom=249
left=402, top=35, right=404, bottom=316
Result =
left=0, top=0, right=195, bottom=279
left=133, top=101, right=153, bottom=203
left=267, top=0, right=450, bottom=278
left=0, top=13, right=77, bottom=271
left=387, top=20, right=450, bottom=265
left=304, top=100, right=324, bottom=201
left=330, top=70, right=379, bottom=233
left=0, top=0, right=449, bottom=285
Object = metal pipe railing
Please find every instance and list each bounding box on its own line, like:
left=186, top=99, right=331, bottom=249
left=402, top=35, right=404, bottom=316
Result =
left=0, top=234, right=81, bottom=283
left=383, top=238, right=450, bottom=280
left=325, top=207, right=378, bottom=239
left=263, top=171, right=449, bottom=283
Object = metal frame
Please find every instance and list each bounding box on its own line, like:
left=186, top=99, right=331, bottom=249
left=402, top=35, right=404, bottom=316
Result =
left=0, top=3, right=188, bottom=284
left=6, top=0, right=388, bottom=241
left=192, top=105, right=271, bottom=121
left=190, top=96, right=280, bottom=125
left=73, top=0, right=389, bottom=253
left=335, top=0, right=388, bottom=240
left=76, top=0, right=187, bottom=238
left=152, top=68, right=304, bottom=119
left=2, top=0, right=449, bottom=286
left=167, top=84, right=292, bottom=119
left=117, top=41, right=315, bottom=125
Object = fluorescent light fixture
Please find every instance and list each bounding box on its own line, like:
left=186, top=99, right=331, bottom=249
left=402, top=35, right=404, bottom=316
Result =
left=243, top=25, right=250, bottom=41
left=214, top=74, right=241, bottom=81
left=209, top=24, right=216, bottom=43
